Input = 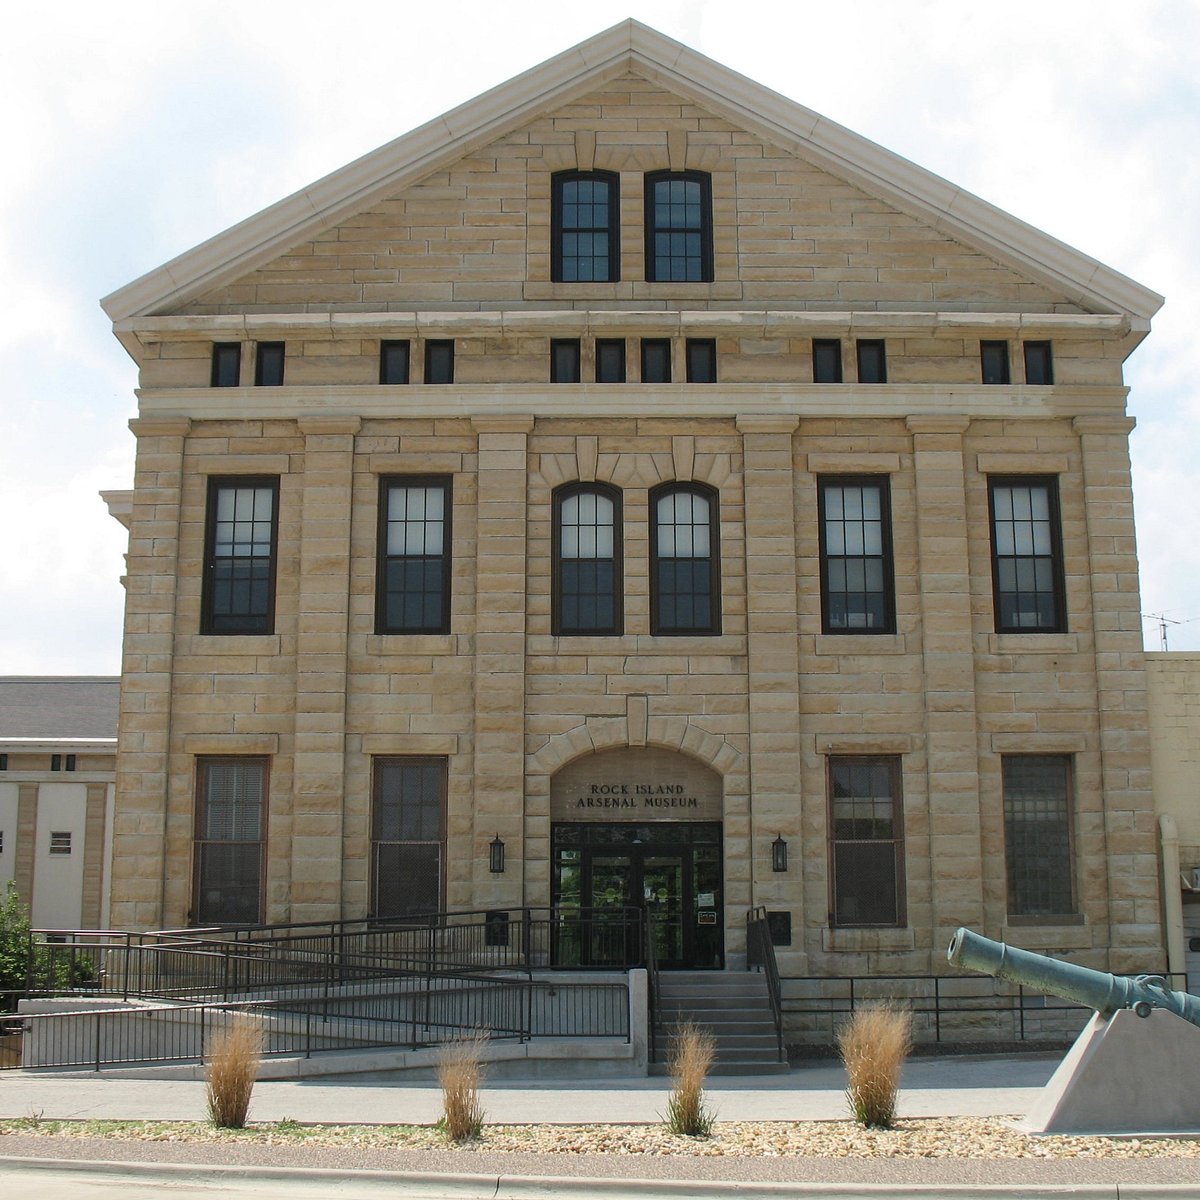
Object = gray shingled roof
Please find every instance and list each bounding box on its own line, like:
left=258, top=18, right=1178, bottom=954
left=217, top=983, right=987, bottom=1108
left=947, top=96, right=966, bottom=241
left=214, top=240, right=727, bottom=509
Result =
left=0, top=677, right=120, bottom=740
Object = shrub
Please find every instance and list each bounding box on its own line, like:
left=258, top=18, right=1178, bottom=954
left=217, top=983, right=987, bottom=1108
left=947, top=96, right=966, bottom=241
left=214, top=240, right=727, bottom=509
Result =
left=664, top=1021, right=716, bottom=1137
left=837, top=1003, right=912, bottom=1129
left=437, top=1031, right=487, bottom=1142
left=206, top=1016, right=263, bottom=1129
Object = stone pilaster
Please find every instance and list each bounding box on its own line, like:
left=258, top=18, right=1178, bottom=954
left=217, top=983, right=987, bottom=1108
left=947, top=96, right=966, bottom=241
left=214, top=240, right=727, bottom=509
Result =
left=14, top=783, right=37, bottom=906
left=289, top=415, right=360, bottom=923
left=736, top=416, right=804, bottom=944
left=81, top=784, right=109, bottom=930
left=472, top=416, right=532, bottom=909
left=1073, top=414, right=1163, bottom=970
left=110, top=417, right=190, bottom=931
left=907, top=416, right=983, bottom=943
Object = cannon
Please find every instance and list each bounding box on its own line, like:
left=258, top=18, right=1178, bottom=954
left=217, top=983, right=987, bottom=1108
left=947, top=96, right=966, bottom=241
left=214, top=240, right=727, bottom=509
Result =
left=947, top=926, right=1200, bottom=1026
left=948, top=927, right=1200, bottom=1134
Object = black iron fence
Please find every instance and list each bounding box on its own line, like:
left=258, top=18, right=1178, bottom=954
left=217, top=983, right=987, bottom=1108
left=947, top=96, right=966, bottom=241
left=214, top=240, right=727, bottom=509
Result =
left=4, top=974, right=630, bottom=1072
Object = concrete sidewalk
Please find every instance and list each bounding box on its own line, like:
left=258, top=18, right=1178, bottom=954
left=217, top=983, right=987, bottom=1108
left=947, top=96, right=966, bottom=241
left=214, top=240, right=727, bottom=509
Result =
left=0, top=1053, right=1060, bottom=1125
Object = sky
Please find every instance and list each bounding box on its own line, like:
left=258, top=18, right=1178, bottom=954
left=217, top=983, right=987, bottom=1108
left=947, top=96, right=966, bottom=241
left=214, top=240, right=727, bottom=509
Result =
left=2, top=0, right=1199, bottom=673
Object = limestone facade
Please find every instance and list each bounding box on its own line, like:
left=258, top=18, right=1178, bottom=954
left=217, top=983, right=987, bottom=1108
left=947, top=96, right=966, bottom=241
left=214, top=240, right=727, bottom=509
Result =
left=101, top=22, right=1165, bottom=977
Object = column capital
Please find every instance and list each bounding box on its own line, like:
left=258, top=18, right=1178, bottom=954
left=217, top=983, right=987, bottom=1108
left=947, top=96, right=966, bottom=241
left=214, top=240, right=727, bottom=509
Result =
left=736, top=414, right=799, bottom=435
left=906, top=415, right=970, bottom=436
left=1073, top=414, right=1136, bottom=437
left=129, top=417, right=191, bottom=438
left=297, top=414, right=361, bottom=436
left=472, top=416, right=535, bottom=435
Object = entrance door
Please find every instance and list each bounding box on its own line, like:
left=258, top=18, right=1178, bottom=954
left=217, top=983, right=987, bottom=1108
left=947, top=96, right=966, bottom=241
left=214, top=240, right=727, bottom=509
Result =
left=552, top=822, right=723, bottom=969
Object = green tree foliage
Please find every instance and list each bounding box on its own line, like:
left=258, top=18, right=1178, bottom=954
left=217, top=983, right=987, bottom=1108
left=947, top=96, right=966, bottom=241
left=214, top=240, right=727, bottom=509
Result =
left=0, top=882, right=34, bottom=1008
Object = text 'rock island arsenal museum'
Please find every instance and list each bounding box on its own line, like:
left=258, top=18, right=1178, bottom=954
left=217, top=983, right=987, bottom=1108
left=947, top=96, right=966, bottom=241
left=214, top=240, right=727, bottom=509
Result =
left=100, top=21, right=1167, bottom=981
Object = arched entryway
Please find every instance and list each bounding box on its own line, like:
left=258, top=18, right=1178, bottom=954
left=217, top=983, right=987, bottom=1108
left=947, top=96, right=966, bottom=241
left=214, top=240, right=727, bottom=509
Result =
left=550, top=746, right=724, bottom=969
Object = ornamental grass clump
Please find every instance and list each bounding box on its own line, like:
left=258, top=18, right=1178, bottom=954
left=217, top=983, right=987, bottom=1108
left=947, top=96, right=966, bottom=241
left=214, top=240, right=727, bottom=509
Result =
left=437, top=1031, right=487, bottom=1143
left=664, top=1021, right=716, bottom=1137
left=837, top=1002, right=912, bottom=1129
left=205, top=1016, right=263, bottom=1130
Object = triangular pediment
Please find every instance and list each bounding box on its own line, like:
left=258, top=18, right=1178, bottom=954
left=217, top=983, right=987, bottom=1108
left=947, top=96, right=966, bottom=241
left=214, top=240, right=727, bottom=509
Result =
left=102, top=20, right=1161, bottom=326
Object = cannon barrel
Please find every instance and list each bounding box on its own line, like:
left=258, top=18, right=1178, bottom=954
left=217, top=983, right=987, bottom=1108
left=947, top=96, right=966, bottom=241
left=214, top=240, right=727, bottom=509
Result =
left=947, top=927, right=1200, bottom=1028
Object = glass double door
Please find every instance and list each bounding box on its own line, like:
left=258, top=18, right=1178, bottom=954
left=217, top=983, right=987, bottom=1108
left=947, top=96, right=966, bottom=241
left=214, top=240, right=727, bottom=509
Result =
left=553, top=823, right=723, bottom=969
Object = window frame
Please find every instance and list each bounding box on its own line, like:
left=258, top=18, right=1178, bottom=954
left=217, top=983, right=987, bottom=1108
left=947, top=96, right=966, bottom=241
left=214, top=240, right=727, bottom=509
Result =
left=380, top=339, right=410, bottom=385
left=827, top=755, right=906, bottom=929
left=812, top=338, right=843, bottom=384
left=551, top=339, right=582, bottom=383
left=1023, top=340, right=1054, bottom=385
left=371, top=756, right=447, bottom=920
left=1002, top=754, right=1077, bottom=919
left=640, top=338, right=672, bottom=383
left=649, top=481, right=721, bottom=637
left=192, top=756, right=268, bottom=927
left=200, top=476, right=280, bottom=637
left=254, top=342, right=285, bottom=387
left=424, top=340, right=454, bottom=385
left=644, top=170, right=714, bottom=283
left=375, top=475, right=453, bottom=636
left=981, top=340, right=1011, bottom=385
left=551, top=169, right=621, bottom=283
left=817, top=475, right=896, bottom=635
left=211, top=343, right=241, bottom=388
left=685, top=338, right=717, bottom=383
left=987, top=475, right=1067, bottom=634
left=552, top=482, right=624, bottom=637
left=856, top=339, right=887, bottom=384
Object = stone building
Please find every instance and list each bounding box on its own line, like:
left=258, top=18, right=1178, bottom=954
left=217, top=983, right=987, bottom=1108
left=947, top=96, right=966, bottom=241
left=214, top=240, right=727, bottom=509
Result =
left=100, top=21, right=1165, bottom=978
left=0, top=678, right=118, bottom=929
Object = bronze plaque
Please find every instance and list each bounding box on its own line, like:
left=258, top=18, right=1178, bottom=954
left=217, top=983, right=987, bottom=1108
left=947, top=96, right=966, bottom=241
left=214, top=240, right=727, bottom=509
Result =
left=550, top=746, right=722, bottom=822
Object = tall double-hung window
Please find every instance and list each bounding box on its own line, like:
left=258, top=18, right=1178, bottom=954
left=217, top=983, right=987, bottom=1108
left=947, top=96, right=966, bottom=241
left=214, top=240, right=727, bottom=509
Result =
left=552, top=170, right=620, bottom=282
left=650, top=483, right=720, bottom=635
left=828, top=757, right=905, bottom=927
left=553, top=484, right=622, bottom=636
left=988, top=476, right=1066, bottom=633
left=372, top=758, right=446, bottom=919
left=818, top=477, right=895, bottom=634
left=376, top=477, right=452, bottom=634
left=201, top=478, right=279, bottom=636
left=1002, top=755, right=1076, bottom=917
left=644, top=171, right=713, bottom=282
left=193, top=757, right=267, bottom=926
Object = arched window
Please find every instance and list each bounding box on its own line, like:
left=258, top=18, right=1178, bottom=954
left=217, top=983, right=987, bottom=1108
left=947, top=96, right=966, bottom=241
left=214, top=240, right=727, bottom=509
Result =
left=552, top=170, right=620, bottom=283
left=650, top=483, right=720, bottom=635
left=644, top=170, right=713, bottom=282
left=553, top=483, right=623, bottom=636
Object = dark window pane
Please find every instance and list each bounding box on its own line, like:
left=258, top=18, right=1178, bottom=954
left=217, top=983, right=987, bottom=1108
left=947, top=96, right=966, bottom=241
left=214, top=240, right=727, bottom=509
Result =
left=194, top=759, right=265, bottom=926
left=820, top=478, right=894, bottom=634
left=856, top=340, right=887, bottom=383
left=981, top=340, right=1010, bottom=385
left=595, top=339, right=626, bottom=383
left=551, top=339, right=581, bottom=383
left=641, top=339, right=671, bottom=383
left=377, top=479, right=452, bottom=634
left=989, top=477, right=1064, bottom=633
left=380, top=340, right=410, bottom=385
left=651, top=486, right=718, bottom=635
left=211, top=343, right=241, bottom=388
left=552, top=171, right=619, bottom=283
left=425, top=340, right=454, bottom=384
left=1024, top=341, right=1054, bottom=385
left=813, top=339, right=842, bottom=384
left=373, top=759, right=445, bottom=918
left=1003, top=755, right=1074, bottom=915
left=829, top=757, right=903, bottom=926
left=554, top=486, right=620, bottom=635
left=645, top=171, right=712, bottom=282
left=255, top=342, right=285, bottom=387
left=203, top=480, right=278, bottom=636
left=686, top=339, right=716, bottom=383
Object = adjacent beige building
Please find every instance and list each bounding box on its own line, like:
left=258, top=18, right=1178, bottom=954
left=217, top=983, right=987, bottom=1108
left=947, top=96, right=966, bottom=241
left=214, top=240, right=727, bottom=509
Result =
left=101, top=22, right=1166, bottom=979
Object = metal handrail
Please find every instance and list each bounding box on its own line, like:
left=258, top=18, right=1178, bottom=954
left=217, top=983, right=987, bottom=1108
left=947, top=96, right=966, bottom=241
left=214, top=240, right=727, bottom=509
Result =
left=644, top=907, right=661, bottom=1063
left=745, top=907, right=785, bottom=1062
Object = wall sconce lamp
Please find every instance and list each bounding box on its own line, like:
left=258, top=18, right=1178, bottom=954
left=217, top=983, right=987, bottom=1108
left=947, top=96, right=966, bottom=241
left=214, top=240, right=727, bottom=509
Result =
left=489, top=834, right=506, bottom=874
left=771, top=834, right=788, bottom=873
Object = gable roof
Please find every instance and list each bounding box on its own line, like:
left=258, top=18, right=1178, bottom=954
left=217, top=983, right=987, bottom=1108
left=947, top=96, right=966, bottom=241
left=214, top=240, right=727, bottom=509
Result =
left=0, top=677, right=120, bottom=742
left=101, top=20, right=1162, bottom=327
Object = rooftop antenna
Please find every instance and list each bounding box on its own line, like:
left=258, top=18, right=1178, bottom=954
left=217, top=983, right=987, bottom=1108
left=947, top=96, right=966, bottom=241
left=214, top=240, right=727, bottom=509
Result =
left=1142, top=612, right=1183, bottom=651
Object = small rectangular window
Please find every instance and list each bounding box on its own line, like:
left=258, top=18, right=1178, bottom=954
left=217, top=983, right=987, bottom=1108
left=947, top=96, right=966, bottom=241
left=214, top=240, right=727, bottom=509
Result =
left=813, top=339, right=843, bottom=384
left=380, top=340, right=410, bottom=385
left=254, top=342, right=285, bottom=387
left=425, top=340, right=454, bottom=384
left=641, top=339, right=672, bottom=384
left=0, top=831, right=4, bottom=852
left=49, top=831, right=72, bottom=855
left=51, top=754, right=62, bottom=771
left=211, top=343, right=241, bottom=388
left=981, top=341, right=1011, bottom=385
left=0, top=753, right=7, bottom=771
left=856, top=340, right=887, bottom=384
left=829, top=757, right=905, bottom=927
left=551, top=339, right=582, bottom=383
left=595, top=339, right=626, bottom=383
left=686, top=339, right=717, bottom=383
left=201, top=477, right=280, bottom=636
left=1024, top=341, right=1054, bottom=385
left=1003, top=755, right=1075, bottom=916
left=65, top=754, right=76, bottom=772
